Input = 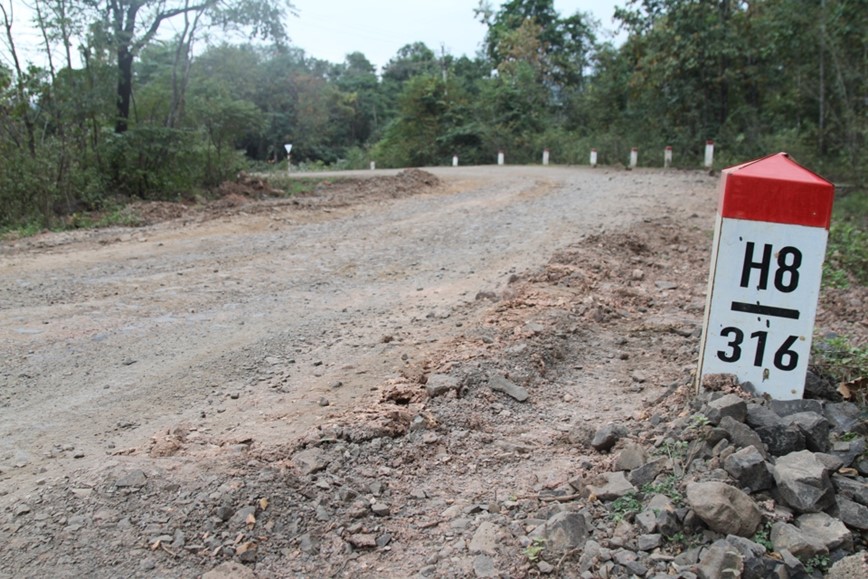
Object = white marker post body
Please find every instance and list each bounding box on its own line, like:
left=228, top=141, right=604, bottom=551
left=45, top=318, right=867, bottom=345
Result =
left=590, top=149, right=597, bottom=168
left=697, top=153, right=834, bottom=399
left=453, top=155, right=458, bottom=167
left=664, top=146, right=673, bottom=169
left=542, top=148, right=550, bottom=166
left=705, top=140, right=715, bottom=169
left=370, top=161, right=376, bottom=170
left=629, top=147, right=638, bottom=169
left=284, top=143, right=292, bottom=174
left=497, top=150, right=504, bottom=166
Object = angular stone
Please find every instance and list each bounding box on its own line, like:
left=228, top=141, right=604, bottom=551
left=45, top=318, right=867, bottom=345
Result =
left=770, top=522, right=828, bottom=559
left=637, top=533, right=662, bottom=551
left=781, top=412, right=831, bottom=453
left=425, top=373, right=459, bottom=397
left=827, top=552, right=868, bottom=579
left=473, top=554, right=497, bottom=578
left=628, top=460, right=667, bottom=490
left=723, top=446, right=773, bottom=492
left=115, top=469, right=148, bottom=488
left=591, top=423, right=627, bottom=453
left=745, top=403, right=781, bottom=429
left=292, top=447, right=329, bottom=475
left=773, top=450, right=836, bottom=513
left=647, top=494, right=680, bottom=537
left=815, top=451, right=845, bottom=472
left=587, top=471, right=636, bottom=501
left=831, top=474, right=868, bottom=505
left=469, top=521, right=499, bottom=555
left=704, top=394, right=747, bottom=425
left=830, top=437, right=866, bottom=468
left=796, top=512, right=852, bottom=551
left=614, top=442, right=646, bottom=471
left=756, top=427, right=806, bottom=458
left=371, top=502, right=390, bottom=517
left=488, top=374, right=528, bottom=402
left=725, top=535, right=773, bottom=579
left=770, top=399, right=823, bottom=418
left=202, top=561, right=257, bottom=579
left=530, top=511, right=589, bottom=557
left=686, top=481, right=762, bottom=537
left=578, top=539, right=604, bottom=573
left=823, top=402, right=868, bottom=435
left=347, top=533, right=377, bottom=548
left=635, top=509, right=657, bottom=533
left=298, top=532, right=319, bottom=553
left=778, top=548, right=808, bottom=578
left=719, top=416, right=768, bottom=458
left=697, top=539, right=744, bottom=579
left=836, top=496, right=868, bottom=530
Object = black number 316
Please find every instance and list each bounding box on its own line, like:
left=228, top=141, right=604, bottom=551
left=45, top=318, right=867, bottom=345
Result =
left=717, top=327, right=799, bottom=371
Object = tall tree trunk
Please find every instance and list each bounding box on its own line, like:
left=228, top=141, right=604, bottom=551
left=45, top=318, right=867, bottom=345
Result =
left=116, top=45, right=134, bottom=133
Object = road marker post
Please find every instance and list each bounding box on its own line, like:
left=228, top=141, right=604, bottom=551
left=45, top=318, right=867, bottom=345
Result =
left=453, top=155, right=458, bottom=167
left=664, top=146, right=673, bottom=169
left=704, top=140, right=715, bottom=169
left=696, top=153, right=835, bottom=399
left=370, top=161, right=376, bottom=170
left=590, top=148, right=597, bottom=168
left=497, top=150, right=504, bottom=166
left=629, top=147, right=638, bottom=169
left=542, top=148, right=550, bottom=166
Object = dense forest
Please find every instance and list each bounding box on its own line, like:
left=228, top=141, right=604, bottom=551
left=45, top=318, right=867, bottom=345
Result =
left=1, top=0, right=865, bottom=229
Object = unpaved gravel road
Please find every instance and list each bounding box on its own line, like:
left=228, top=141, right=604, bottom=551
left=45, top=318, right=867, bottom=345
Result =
left=0, top=166, right=715, bottom=509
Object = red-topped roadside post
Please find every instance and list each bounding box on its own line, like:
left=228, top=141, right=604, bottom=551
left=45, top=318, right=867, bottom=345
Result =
left=697, top=153, right=835, bottom=399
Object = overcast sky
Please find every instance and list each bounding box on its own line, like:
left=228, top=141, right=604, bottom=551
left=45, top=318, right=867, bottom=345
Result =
left=275, top=0, right=627, bottom=70
left=8, top=1, right=627, bottom=71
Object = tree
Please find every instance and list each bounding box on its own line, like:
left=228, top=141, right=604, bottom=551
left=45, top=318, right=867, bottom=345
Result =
left=90, top=0, right=294, bottom=133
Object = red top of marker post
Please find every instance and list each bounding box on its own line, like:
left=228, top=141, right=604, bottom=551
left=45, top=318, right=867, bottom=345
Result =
left=719, top=152, right=834, bottom=229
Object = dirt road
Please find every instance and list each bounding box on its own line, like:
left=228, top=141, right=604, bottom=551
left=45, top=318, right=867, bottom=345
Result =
left=0, top=165, right=722, bottom=576
left=0, top=167, right=713, bottom=497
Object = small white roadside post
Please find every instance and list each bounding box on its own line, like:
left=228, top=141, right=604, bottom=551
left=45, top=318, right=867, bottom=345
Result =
left=704, top=140, right=715, bottom=169
left=370, top=161, right=376, bottom=170
left=284, top=143, right=292, bottom=174
left=629, top=147, right=638, bottom=169
left=590, top=148, right=598, bottom=168
left=497, top=150, right=504, bottom=166
left=664, top=146, right=673, bottom=169
left=697, top=153, right=835, bottom=399
left=453, top=155, right=459, bottom=167
left=542, top=148, right=550, bottom=166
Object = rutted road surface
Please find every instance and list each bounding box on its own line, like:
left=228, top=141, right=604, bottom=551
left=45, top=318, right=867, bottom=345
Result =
left=0, top=166, right=720, bottom=575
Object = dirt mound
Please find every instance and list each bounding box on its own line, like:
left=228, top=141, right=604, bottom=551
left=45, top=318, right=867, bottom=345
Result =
left=216, top=172, right=284, bottom=200
left=126, top=200, right=191, bottom=225
left=293, top=169, right=443, bottom=209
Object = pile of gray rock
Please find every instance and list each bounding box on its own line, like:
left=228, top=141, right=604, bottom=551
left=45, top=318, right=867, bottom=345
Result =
left=557, top=385, right=867, bottom=578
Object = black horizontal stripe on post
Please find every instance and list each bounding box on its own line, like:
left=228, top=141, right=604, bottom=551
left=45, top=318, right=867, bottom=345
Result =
left=730, top=301, right=800, bottom=320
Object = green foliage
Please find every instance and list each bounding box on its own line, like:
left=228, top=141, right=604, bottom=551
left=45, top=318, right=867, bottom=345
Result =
left=609, top=493, right=642, bottom=522
left=752, top=522, right=773, bottom=551
left=523, top=537, right=545, bottom=561
left=824, top=191, right=868, bottom=288
left=812, top=335, right=868, bottom=390
left=265, top=176, right=344, bottom=197
left=803, top=554, right=831, bottom=574
left=641, top=476, right=683, bottom=504
left=100, top=127, right=211, bottom=199
left=653, top=440, right=689, bottom=461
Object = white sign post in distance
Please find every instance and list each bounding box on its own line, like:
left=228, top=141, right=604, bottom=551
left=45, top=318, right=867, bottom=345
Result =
left=284, top=144, right=292, bottom=174
left=697, top=153, right=834, bottom=400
